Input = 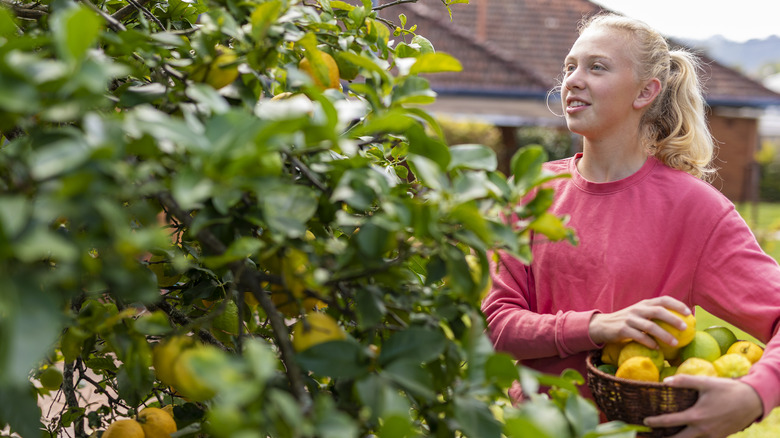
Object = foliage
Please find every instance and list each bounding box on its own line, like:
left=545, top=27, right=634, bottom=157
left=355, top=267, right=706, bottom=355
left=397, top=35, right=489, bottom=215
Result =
left=516, top=126, right=573, bottom=162
left=0, top=0, right=635, bottom=436
left=436, top=116, right=504, bottom=153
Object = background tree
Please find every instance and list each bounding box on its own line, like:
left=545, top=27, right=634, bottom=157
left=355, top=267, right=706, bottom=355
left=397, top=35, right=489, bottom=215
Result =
left=0, top=0, right=639, bottom=436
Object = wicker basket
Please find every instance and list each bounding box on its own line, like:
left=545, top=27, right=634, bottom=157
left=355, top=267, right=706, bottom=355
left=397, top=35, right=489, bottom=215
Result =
left=586, top=351, right=699, bottom=437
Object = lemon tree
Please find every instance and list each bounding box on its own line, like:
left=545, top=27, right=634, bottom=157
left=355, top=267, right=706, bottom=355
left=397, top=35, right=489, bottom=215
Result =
left=0, top=0, right=634, bottom=437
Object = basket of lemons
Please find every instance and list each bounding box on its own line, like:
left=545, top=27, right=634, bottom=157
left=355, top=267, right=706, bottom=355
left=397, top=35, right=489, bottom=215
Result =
left=586, top=311, right=764, bottom=438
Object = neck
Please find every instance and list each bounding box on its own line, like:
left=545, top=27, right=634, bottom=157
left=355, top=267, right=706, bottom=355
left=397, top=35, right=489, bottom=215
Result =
left=577, top=138, right=649, bottom=182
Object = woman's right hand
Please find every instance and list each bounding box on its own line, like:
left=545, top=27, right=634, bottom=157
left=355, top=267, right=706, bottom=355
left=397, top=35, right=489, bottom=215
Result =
left=588, top=296, right=692, bottom=349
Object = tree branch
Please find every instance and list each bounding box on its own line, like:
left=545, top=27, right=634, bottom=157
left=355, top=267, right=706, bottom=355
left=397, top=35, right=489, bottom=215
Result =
left=156, top=192, right=312, bottom=410
left=0, top=0, right=48, bottom=19
left=148, top=299, right=235, bottom=353
left=111, top=0, right=152, bottom=22
left=373, top=0, right=418, bottom=11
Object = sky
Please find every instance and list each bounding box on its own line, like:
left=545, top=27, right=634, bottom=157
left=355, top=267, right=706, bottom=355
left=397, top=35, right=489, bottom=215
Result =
left=591, top=1, right=780, bottom=42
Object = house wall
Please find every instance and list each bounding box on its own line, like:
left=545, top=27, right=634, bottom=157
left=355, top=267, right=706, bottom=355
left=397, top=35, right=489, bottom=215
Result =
left=709, top=112, right=760, bottom=203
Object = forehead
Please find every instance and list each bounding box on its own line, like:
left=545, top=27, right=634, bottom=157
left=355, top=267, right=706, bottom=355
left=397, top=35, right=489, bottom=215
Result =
left=566, top=26, right=633, bottom=62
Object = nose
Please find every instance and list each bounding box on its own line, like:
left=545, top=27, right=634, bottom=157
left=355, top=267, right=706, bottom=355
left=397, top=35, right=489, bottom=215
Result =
left=563, top=67, right=584, bottom=90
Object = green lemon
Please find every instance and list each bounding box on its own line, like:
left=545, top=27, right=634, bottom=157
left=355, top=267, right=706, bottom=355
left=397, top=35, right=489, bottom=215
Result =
left=704, top=326, right=738, bottom=356
left=679, top=331, right=721, bottom=362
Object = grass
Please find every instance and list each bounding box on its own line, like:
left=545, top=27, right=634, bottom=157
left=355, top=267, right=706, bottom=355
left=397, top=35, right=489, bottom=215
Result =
left=699, top=202, right=780, bottom=436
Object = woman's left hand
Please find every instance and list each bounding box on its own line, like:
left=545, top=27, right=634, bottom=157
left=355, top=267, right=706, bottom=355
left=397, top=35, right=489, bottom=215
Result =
left=643, top=374, right=763, bottom=438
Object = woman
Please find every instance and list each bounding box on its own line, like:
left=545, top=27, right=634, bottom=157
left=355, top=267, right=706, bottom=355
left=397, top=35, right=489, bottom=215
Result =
left=482, top=13, right=780, bottom=437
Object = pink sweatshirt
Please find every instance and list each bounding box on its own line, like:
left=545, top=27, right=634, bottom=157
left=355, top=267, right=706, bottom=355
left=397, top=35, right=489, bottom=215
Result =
left=482, top=153, right=780, bottom=417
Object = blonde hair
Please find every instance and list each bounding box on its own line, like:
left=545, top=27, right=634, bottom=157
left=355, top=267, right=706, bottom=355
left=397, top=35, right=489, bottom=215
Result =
left=579, top=14, right=716, bottom=180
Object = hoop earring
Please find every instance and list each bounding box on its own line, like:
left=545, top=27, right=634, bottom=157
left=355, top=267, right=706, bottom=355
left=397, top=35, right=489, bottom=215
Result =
left=546, top=87, right=564, bottom=118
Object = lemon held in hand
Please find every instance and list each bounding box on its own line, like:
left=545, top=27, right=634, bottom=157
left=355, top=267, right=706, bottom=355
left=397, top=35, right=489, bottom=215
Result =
left=653, top=309, right=696, bottom=348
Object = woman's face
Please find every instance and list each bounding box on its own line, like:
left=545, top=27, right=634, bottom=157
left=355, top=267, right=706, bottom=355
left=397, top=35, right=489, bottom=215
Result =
left=561, top=26, right=645, bottom=140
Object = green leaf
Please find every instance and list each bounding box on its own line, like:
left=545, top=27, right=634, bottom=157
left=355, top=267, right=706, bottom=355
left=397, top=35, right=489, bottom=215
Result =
left=411, top=35, right=435, bottom=54
left=562, top=390, right=599, bottom=438
left=0, top=6, right=17, bottom=38
left=355, top=287, right=386, bottom=330
left=381, top=358, right=436, bottom=400
left=449, top=144, right=497, bottom=171
left=378, top=327, right=446, bottom=366
left=1, top=284, right=64, bottom=385
left=355, top=375, right=411, bottom=421
left=0, top=383, right=43, bottom=437
left=250, top=0, right=282, bottom=40
left=202, top=237, right=265, bottom=269
left=506, top=397, right=572, bottom=438
left=172, top=169, right=214, bottom=210
left=510, top=145, right=547, bottom=190
left=485, top=353, right=520, bottom=387
left=454, top=396, right=502, bottom=438
left=0, top=196, right=30, bottom=238
left=29, top=138, right=90, bottom=180
left=408, top=53, right=462, bottom=75
left=296, top=340, right=369, bottom=379
left=528, top=212, right=569, bottom=241
left=261, top=184, right=319, bottom=238
left=51, top=5, right=102, bottom=62
left=132, top=310, right=172, bottom=336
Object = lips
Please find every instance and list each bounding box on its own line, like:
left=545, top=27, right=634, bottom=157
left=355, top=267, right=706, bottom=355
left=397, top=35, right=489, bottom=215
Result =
left=565, top=97, right=590, bottom=113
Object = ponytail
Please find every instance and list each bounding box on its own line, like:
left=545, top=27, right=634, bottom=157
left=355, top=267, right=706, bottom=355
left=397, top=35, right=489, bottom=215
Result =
left=644, top=50, right=716, bottom=180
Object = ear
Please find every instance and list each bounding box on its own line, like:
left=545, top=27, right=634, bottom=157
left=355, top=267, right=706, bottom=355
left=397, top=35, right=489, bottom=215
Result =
left=633, top=78, right=662, bottom=110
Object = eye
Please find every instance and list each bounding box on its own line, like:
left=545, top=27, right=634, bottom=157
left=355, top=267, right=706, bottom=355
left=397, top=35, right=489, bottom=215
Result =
left=563, top=64, right=576, bottom=74
left=591, top=63, right=606, bottom=71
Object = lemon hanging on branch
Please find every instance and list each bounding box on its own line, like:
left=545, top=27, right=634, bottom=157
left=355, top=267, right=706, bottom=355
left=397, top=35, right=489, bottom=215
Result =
left=191, top=45, right=240, bottom=89
left=292, top=312, right=346, bottom=352
left=298, top=51, right=340, bottom=90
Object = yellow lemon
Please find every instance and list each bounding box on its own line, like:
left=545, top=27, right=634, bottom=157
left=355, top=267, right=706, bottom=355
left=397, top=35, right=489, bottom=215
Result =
left=102, top=419, right=144, bottom=438
left=618, top=341, right=664, bottom=371
left=615, top=356, right=660, bottom=382
left=292, top=312, right=346, bottom=352
left=161, top=404, right=174, bottom=417
left=171, top=345, right=220, bottom=402
left=713, top=353, right=752, bottom=378
left=675, top=357, right=718, bottom=377
left=653, top=309, right=696, bottom=348
left=191, top=46, right=240, bottom=89
left=299, top=52, right=340, bottom=90
left=704, top=326, right=738, bottom=356
left=601, top=342, right=625, bottom=366
left=679, top=331, right=721, bottom=363
left=137, top=407, right=177, bottom=438
left=727, top=341, right=764, bottom=364
left=152, top=336, right=194, bottom=388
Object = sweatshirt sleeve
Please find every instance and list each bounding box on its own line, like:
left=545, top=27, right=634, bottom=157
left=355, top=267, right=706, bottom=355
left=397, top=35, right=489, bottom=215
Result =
left=481, top=250, right=601, bottom=361
left=692, top=207, right=780, bottom=417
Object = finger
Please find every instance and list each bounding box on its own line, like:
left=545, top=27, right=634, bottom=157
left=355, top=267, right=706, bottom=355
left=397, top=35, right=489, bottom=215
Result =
left=662, top=374, right=715, bottom=391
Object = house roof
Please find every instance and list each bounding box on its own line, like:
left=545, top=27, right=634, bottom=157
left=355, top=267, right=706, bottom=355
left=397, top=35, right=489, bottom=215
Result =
left=378, top=0, right=780, bottom=108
